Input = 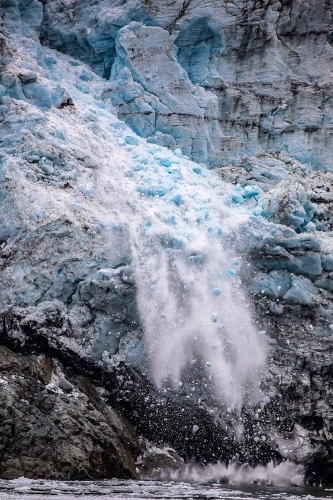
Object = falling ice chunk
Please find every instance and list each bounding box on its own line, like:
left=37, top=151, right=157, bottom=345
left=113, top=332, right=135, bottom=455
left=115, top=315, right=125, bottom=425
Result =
left=217, top=324, right=225, bottom=330
left=212, top=288, right=221, bottom=297
left=161, top=313, right=167, bottom=318
left=232, top=193, right=243, bottom=204
left=259, top=330, right=266, bottom=336
left=192, top=425, right=199, bottom=434
left=262, top=396, right=271, bottom=404
left=167, top=215, right=177, bottom=225
left=178, top=381, right=183, bottom=387
left=226, top=268, right=236, bottom=278
left=206, top=362, right=212, bottom=367
left=171, top=193, right=182, bottom=205
left=188, top=253, right=203, bottom=266
left=125, top=135, right=139, bottom=145
left=254, top=436, right=260, bottom=443
left=155, top=156, right=172, bottom=167
left=208, top=226, right=223, bottom=238
left=243, top=185, right=262, bottom=199
left=329, top=324, right=333, bottom=331
left=211, top=313, right=218, bottom=323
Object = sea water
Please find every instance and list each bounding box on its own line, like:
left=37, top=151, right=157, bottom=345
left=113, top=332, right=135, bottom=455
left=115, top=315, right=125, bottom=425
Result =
left=0, top=478, right=331, bottom=499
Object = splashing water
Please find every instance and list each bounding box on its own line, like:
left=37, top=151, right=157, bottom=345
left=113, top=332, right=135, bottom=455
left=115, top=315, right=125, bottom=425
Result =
left=131, top=213, right=263, bottom=408
left=153, top=461, right=305, bottom=487
left=112, top=140, right=265, bottom=408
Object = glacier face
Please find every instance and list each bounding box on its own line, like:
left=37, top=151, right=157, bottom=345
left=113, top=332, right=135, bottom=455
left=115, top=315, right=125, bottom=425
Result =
left=0, top=0, right=332, bottom=483
left=40, top=0, right=333, bottom=170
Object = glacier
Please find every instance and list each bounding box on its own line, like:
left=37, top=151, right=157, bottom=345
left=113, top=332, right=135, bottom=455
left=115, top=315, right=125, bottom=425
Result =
left=0, top=0, right=332, bottom=486
left=40, top=0, right=333, bottom=170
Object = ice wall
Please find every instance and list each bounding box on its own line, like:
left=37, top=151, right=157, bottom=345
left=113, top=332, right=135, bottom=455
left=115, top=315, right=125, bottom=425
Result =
left=103, top=22, right=224, bottom=167
left=41, top=0, right=333, bottom=170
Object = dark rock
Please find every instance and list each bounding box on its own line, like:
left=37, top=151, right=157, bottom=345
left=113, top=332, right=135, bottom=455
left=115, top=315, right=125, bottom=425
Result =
left=0, top=346, right=140, bottom=480
left=137, top=446, right=184, bottom=478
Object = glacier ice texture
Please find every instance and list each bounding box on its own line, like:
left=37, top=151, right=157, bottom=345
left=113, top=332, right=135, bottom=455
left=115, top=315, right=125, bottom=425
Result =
left=41, top=0, right=333, bottom=170
left=0, top=0, right=332, bottom=485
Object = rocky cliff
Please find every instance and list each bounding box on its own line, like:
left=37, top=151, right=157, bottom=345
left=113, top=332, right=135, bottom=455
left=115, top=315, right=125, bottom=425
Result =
left=0, top=0, right=332, bottom=485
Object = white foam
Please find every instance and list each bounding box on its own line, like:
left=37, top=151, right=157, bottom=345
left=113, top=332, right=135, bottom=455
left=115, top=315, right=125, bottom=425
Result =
left=155, top=460, right=305, bottom=487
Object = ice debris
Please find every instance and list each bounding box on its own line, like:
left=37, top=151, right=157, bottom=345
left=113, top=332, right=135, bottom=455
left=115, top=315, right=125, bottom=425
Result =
left=0, top=0, right=332, bottom=418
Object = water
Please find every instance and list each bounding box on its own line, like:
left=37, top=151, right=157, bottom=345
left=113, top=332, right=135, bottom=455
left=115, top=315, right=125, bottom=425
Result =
left=0, top=478, right=331, bottom=499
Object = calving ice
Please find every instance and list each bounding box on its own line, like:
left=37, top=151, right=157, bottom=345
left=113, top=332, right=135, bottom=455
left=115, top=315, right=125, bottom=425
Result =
left=120, top=140, right=265, bottom=408
left=0, top=0, right=332, bottom=488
